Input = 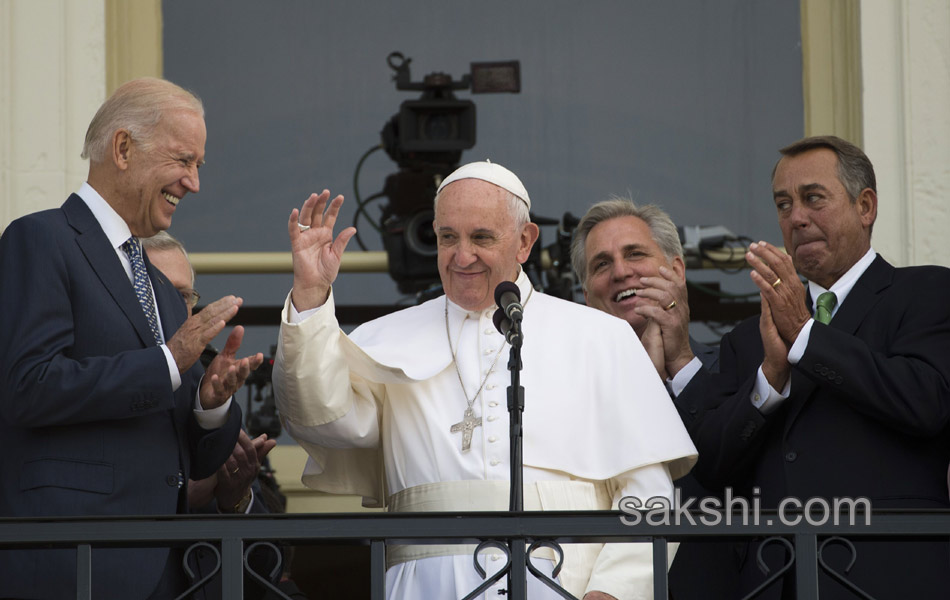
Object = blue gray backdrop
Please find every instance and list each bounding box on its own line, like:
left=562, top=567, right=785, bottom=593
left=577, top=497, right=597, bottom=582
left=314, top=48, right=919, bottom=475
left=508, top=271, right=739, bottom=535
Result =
left=162, top=0, right=803, bottom=360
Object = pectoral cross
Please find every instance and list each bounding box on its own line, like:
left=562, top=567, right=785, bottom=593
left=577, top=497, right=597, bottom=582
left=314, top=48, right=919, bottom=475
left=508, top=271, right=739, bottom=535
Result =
left=450, top=407, right=482, bottom=452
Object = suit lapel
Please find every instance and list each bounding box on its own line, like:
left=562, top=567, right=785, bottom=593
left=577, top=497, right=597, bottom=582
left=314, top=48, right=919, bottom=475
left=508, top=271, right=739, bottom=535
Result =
left=64, top=195, right=156, bottom=348
left=784, top=255, right=893, bottom=432
left=827, top=255, right=892, bottom=336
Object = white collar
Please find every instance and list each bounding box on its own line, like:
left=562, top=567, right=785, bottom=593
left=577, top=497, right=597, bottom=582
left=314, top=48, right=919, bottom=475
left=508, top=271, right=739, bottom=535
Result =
left=444, top=268, right=534, bottom=319
left=807, top=247, right=877, bottom=316
left=76, top=182, right=133, bottom=249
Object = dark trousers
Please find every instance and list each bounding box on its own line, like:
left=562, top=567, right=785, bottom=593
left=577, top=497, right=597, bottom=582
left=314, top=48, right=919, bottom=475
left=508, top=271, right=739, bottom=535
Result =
left=147, top=548, right=188, bottom=600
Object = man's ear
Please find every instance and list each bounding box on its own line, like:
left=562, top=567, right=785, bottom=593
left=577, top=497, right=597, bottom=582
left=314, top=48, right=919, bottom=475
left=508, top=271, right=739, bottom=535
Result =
left=112, top=129, right=133, bottom=170
left=516, top=222, right=541, bottom=264
left=857, top=187, right=877, bottom=229
left=671, top=255, right=687, bottom=281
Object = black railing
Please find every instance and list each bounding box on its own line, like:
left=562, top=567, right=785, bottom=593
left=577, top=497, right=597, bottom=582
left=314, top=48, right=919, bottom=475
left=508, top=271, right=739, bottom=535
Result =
left=1, top=509, right=948, bottom=599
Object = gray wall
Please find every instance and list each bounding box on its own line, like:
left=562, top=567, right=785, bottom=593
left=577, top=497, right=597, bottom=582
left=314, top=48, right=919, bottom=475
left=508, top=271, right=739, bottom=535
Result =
left=162, top=0, right=803, bottom=358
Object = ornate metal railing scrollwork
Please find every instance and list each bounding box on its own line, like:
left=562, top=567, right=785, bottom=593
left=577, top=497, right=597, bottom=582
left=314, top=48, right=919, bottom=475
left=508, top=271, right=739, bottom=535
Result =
left=461, top=540, right=513, bottom=600
left=739, top=536, right=796, bottom=600
left=462, top=538, right=580, bottom=600
left=176, top=541, right=221, bottom=600
left=525, top=540, right=578, bottom=599
left=817, top=536, right=878, bottom=600
left=243, top=541, right=297, bottom=600
left=1, top=509, right=948, bottom=599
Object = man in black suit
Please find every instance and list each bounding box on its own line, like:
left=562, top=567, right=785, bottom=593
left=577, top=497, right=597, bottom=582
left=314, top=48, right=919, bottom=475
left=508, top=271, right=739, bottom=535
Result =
left=0, top=77, right=263, bottom=599
left=674, top=135, right=950, bottom=598
left=570, top=196, right=735, bottom=600
left=143, top=231, right=278, bottom=517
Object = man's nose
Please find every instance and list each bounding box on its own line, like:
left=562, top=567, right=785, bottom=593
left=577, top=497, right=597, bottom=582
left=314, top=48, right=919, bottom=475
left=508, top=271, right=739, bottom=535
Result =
left=788, top=201, right=809, bottom=227
left=610, top=258, right=631, bottom=280
left=182, top=167, right=199, bottom=193
left=454, top=240, right=478, bottom=266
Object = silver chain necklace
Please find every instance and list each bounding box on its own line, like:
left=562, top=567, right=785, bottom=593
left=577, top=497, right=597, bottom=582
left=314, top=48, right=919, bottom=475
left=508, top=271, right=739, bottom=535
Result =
left=445, top=286, right=532, bottom=452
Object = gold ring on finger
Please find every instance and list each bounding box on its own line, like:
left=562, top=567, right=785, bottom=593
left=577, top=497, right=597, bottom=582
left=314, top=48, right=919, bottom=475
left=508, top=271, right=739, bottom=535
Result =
left=664, top=300, right=677, bottom=311
left=297, top=223, right=311, bottom=232
left=772, top=278, right=782, bottom=289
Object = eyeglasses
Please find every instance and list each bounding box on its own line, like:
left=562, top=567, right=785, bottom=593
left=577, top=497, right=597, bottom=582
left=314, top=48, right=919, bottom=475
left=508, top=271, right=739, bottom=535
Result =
left=179, top=288, right=201, bottom=308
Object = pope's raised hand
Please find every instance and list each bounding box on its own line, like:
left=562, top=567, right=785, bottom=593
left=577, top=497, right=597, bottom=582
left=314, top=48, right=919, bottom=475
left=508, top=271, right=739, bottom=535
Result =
left=288, top=191, right=357, bottom=311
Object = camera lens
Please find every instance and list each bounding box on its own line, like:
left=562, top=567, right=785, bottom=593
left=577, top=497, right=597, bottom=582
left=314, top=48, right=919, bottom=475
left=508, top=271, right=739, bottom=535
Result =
left=404, top=209, right=438, bottom=257
left=420, top=113, right=458, bottom=141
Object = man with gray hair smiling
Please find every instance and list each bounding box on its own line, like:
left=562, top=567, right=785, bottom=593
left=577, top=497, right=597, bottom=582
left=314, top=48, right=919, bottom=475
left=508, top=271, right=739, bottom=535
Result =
left=571, top=196, right=735, bottom=599
left=570, top=196, right=716, bottom=379
left=274, top=161, right=697, bottom=599
left=0, top=77, right=260, bottom=599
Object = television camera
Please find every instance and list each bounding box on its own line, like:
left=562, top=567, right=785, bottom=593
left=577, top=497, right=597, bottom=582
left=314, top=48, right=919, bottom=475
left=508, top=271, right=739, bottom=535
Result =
left=378, top=52, right=520, bottom=294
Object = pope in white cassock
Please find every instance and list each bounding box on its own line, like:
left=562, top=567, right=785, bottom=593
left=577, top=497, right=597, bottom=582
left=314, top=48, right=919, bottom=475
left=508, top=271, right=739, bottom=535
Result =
left=273, top=161, right=698, bottom=600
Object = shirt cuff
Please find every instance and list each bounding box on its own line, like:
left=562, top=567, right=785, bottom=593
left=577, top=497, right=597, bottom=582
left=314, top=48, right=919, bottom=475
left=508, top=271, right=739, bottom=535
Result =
left=193, top=382, right=232, bottom=430
left=161, top=344, right=182, bottom=392
left=669, top=356, right=702, bottom=398
left=288, top=290, right=325, bottom=323
left=750, top=365, right=791, bottom=414
left=787, top=319, right=814, bottom=364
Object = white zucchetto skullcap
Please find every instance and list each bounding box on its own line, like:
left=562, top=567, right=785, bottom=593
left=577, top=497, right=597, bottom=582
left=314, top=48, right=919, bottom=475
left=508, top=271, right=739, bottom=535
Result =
left=436, top=160, right=530, bottom=210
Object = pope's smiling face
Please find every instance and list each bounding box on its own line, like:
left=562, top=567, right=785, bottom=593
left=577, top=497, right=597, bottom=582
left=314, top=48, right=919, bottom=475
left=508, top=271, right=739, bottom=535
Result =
left=434, top=179, right=538, bottom=311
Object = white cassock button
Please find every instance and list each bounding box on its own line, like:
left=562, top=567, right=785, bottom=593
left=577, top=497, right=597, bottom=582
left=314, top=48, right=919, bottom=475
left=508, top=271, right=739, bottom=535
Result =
left=489, top=401, right=498, bottom=408
left=488, top=436, right=497, bottom=443
left=490, top=459, right=500, bottom=466
left=491, top=554, right=501, bottom=561
left=484, top=348, right=494, bottom=355
left=487, top=416, right=497, bottom=422
left=484, top=328, right=494, bottom=335
left=486, top=384, right=496, bottom=390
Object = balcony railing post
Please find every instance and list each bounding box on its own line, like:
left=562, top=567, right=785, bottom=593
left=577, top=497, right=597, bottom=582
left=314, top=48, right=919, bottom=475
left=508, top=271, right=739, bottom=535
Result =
left=371, top=539, right=386, bottom=600
left=509, top=539, right=527, bottom=599
left=77, top=543, right=92, bottom=600
left=794, top=532, right=819, bottom=600
left=652, top=537, right=668, bottom=600
left=221, top=537, right=244, bottom=599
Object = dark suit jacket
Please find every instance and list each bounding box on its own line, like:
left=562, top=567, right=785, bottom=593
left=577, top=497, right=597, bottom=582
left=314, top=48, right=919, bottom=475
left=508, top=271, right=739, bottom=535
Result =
left=689, top=336, right=720, bottom=374
left=669, top=337, right=741, bottom=600
left=675, top=255, right=950, bottom=599
left=0, top=195, right=241, bottom=599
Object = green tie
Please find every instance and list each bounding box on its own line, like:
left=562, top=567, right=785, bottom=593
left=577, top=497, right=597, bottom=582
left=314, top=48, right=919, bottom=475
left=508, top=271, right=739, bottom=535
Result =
left=815, top=291, right=837, bottom=324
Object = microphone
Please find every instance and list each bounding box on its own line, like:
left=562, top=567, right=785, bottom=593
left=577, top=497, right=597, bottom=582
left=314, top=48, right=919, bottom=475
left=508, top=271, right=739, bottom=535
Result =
left=494, top=281, right=523, bottom=323
left=492, top=307, right=522, bottom=347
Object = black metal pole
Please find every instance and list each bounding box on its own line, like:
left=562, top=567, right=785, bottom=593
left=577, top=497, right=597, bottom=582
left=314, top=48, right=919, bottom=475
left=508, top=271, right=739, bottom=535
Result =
left=506, top=320, right=526, bottom=598
left=507, top=333, right=524, bottom=513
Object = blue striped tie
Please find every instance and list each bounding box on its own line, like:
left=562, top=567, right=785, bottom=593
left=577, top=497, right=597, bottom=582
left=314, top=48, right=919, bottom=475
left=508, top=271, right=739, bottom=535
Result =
left=122, top=237, right=162, bottom=345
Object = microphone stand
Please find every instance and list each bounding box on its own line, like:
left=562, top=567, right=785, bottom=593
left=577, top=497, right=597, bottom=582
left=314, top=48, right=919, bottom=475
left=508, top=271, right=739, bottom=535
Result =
left=466, top=293, right=578, bottom=600
left=505, top=319, right=526, bottom=598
